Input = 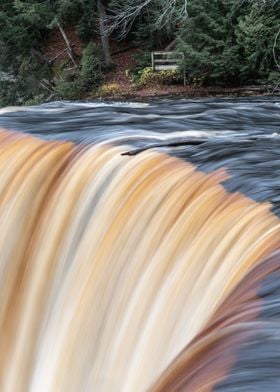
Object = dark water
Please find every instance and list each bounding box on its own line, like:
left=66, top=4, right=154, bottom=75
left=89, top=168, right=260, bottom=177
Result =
left=1, top=97, right=280, bottom=391
left=1, top=97, right=280, bottom=214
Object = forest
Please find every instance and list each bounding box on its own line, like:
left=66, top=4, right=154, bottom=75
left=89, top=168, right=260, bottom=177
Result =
left=0, top=0, right=279, bottom=106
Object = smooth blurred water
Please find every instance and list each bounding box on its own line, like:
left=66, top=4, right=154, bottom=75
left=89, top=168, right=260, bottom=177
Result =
left=1, top=97, right=280, bottom=391
left=1, top=97, right=280, bottom=213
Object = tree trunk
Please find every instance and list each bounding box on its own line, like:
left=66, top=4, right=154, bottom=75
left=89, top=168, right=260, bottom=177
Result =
left=97, top=0, right=112, bottom=66
left=164, top=35, right=185, bottom=51
left=57, top=21, right=78, bottom=68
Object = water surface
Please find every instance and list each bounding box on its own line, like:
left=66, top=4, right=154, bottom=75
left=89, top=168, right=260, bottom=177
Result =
left=1, top=97, right=279, bottom=213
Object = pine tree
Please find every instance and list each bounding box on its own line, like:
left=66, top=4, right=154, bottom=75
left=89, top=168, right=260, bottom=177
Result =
left=178, top=0, right=280, bottom=86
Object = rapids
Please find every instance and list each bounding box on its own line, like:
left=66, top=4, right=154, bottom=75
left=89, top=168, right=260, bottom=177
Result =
left=1, top=97, right=280, bottom=213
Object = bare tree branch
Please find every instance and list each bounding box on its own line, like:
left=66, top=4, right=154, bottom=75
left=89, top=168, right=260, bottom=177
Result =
left=102, top=0, right=188, bottom=39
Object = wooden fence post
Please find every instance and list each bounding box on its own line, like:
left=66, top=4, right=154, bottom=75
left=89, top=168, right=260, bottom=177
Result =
left=151, top=52, right=155, bottom=71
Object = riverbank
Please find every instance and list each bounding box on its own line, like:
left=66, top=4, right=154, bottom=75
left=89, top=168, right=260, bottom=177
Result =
left=89, top=81, right=280, bottom=101
left=83, top=41, right=280, bottom=101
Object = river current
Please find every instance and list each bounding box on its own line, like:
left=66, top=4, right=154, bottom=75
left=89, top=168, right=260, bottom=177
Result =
left=1, top=97, right=280, bottom=214
left=1, top=96, right=280, bottom=391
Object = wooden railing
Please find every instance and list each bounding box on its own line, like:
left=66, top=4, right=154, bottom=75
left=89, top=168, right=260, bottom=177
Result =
left=151, top=51, right=185, bottom=85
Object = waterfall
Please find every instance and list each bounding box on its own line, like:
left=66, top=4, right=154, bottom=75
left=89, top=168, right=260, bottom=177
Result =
left=0, top=129, right=279, bottom=391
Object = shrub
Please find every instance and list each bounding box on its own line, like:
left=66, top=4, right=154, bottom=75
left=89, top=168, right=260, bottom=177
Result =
left=129, top=51, right=151, bottom=81
left=54, top=77, right=83, bottom=100
left=97, top=83, right=121, bottom=96
left=80, top=42, right=103, bottom=89
left=136, top=67, right=181, bottom=86
left=54, top=42, right=103, bottom=99
left=0, top=58, right=52, bottom=106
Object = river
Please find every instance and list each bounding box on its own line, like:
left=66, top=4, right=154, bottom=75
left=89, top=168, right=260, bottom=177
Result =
left=1, top=97, right=280, bottom=391
left=1, top=97, right=280, bottom=214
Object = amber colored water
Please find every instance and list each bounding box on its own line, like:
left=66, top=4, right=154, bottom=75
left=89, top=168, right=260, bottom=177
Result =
left=0, top=129, right=279, bottom=391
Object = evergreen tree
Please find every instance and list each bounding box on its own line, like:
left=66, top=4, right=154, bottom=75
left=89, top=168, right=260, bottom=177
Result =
left=178, top=0, right=280, bottom=85
left=236, top=1, right=280, bottom=83
left=0, top=0, right=279, bottom=105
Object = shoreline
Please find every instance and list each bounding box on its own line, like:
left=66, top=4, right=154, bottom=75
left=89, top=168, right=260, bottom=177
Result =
left=90, top=84, right=280, bottom=102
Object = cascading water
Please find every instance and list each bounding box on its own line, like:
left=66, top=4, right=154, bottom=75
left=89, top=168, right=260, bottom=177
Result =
left=0, top=98, right=280, bottom=391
